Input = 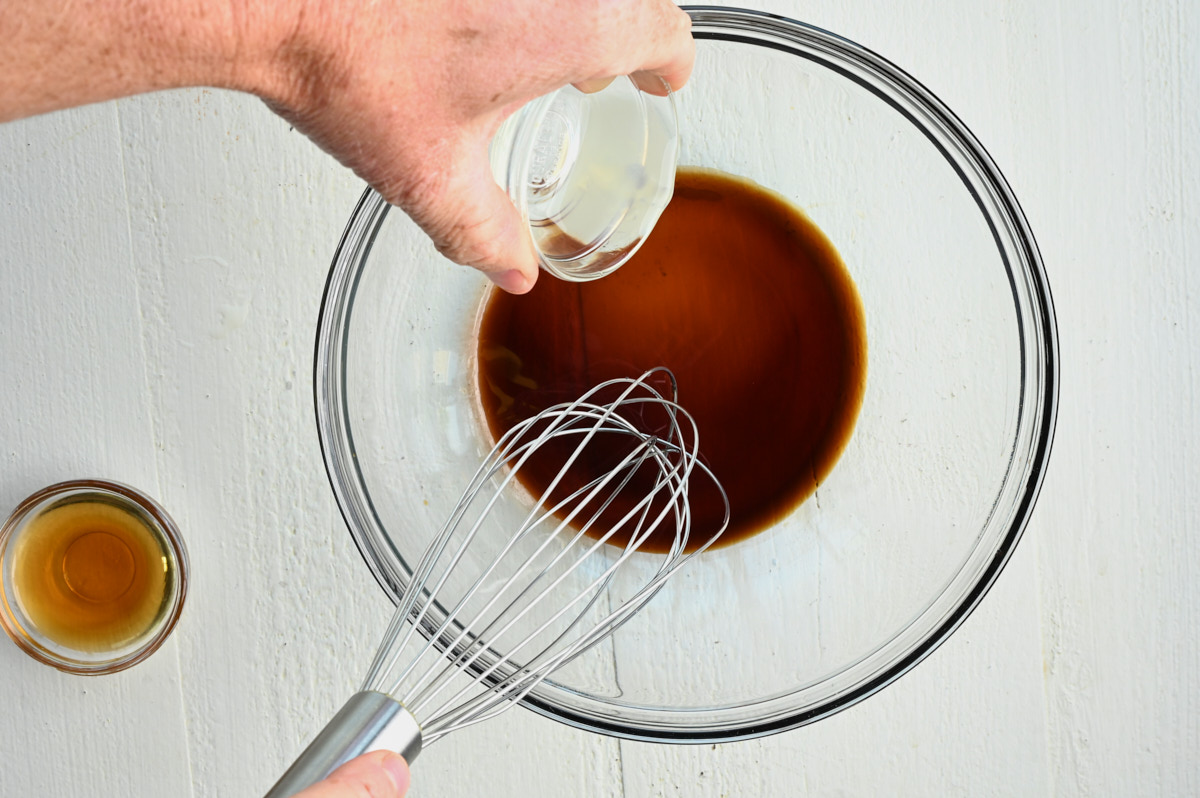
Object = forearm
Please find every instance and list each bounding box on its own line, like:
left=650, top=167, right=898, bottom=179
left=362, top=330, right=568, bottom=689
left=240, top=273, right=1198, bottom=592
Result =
left=0, top=0, right=279, bottom=122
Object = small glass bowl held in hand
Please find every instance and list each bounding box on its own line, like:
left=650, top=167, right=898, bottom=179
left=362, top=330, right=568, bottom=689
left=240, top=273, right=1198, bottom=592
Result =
left=0, top=480, right=188, bottom=675
left=491, top=74, right=679, bottom=281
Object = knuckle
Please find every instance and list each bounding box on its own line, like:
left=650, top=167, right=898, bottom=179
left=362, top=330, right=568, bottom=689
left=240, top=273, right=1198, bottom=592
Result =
left=435, top=217, right=507, bottom=268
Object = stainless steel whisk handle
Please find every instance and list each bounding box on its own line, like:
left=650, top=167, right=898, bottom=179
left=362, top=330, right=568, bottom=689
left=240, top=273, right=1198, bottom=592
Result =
left=264, top=691, right=423, bottom=798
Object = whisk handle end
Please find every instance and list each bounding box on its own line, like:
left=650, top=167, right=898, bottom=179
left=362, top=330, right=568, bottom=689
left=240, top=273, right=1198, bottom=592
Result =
left=263, top=691, right=422, bottom=798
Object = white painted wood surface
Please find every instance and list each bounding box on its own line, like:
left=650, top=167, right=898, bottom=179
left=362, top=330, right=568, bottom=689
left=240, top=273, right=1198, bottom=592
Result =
left=1, top=1, right=1196, bottom=795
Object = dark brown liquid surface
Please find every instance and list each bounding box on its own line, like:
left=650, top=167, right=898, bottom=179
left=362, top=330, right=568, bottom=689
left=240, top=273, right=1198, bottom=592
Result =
left=477, top=167, right=867, bottom=552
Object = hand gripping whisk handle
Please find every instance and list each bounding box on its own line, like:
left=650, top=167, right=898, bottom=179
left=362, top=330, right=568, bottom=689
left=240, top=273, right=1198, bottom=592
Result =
left=264, top=691, right=422, bottom=797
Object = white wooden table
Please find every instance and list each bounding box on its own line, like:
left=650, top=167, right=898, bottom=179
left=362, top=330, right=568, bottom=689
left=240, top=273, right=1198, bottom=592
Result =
left=1, top=1, right=1196, bottom=795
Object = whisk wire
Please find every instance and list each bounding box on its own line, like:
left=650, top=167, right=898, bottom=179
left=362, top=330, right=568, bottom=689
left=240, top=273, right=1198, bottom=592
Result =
left=402, top=425, right=694, bottom=715
left=383, top=423, right=657, bottom=699
left=402, top=443, right=655, bottom=713
left=412, top=465, right=680, bottom=722
left=416, top=459, right=713, bottom=735
left=370, top=369, right=729, bottom=742
left=369, top=377, right=676, bottom=696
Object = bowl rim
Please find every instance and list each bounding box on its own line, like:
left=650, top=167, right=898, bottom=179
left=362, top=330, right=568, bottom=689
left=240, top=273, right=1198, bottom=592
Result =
left=314, top=5, right=1059, bottom=742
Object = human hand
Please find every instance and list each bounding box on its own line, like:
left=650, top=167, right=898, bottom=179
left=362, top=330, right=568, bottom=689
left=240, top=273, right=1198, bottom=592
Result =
left=245, top=0, right=695, bottom=293
left=1, top=0, right=692, bottom=291
left=289, top=751, right=410, bottom=798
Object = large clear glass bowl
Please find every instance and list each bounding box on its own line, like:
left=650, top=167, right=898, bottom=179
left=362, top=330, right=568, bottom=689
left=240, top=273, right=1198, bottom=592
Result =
left=314, top=7, right=1058, bottom=742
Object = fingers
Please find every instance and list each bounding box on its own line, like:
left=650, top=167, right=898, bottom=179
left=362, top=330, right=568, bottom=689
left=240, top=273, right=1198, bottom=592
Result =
left=399, top=136, right=539, bottom=294
left=570, top=2, right=693, bottom=97
left=641, top=1, right=695, bottom=91
left=598, top=0, right=693, bottom=91
left=291, top=751, right=410, bottom=798
left=574, top=76, right=616, bottom=94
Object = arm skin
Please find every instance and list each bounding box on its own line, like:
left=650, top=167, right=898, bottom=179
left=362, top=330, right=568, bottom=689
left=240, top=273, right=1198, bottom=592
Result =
left=0, top=0, right=694, bottom=293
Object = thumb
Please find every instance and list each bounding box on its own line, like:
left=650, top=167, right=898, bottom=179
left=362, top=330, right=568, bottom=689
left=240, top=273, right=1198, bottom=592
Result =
left=290, top=751, right=411, bottom=798
left=407, top=138, right=540, bottom=295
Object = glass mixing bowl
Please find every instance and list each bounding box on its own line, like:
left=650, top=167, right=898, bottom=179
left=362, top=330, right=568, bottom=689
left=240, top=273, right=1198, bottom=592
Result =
left=314, top=7, right=1058, bottom=742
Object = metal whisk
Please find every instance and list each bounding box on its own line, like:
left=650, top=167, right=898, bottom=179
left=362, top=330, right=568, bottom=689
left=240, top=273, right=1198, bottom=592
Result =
left=266, top=369, right=727, bottom=796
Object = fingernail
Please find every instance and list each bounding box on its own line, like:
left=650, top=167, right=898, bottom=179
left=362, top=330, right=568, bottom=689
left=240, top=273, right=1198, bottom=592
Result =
left=574, top=76, right=616, bottom=94
left=381, top=753, right=411, bottom=794
left=489, top=268, right=532, bottom=294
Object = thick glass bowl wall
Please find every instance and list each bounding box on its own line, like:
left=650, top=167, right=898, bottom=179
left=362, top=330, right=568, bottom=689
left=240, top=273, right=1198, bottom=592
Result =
left=315, top=8, right=1057, bottom=742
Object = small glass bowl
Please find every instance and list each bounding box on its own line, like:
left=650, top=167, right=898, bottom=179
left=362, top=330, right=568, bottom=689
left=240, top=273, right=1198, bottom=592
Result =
left=490, top=75, right=679, bottom=281
left=0, top=480, right=188, bottom=675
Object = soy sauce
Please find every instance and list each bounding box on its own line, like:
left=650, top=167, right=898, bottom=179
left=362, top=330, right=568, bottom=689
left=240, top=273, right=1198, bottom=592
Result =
left=477, top=167, right=867, bottom=552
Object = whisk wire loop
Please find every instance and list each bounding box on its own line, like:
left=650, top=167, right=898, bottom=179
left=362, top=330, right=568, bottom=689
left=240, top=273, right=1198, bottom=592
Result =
left=373, top=426, right=653, bottom=703
left=413, top=462, right=685, bottom=723
left=364, top=378, right=656, bottom=691
left=368, top=368, right=729, bottom=745
left=403, top=445, right=655, bottom=713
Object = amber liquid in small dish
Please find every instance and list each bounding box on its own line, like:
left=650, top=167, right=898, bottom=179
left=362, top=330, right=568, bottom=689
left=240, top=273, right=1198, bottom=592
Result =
left=9, top=496, right=173, bottom=652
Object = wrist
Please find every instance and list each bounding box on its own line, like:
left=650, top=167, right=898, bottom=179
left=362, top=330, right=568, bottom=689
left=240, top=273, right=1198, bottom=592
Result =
left=214, top=0, right=305, bottom=100
left=232, top=0, right=357, bottom=116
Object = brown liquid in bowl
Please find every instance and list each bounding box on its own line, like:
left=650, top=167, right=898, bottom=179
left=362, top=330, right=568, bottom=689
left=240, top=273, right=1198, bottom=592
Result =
left=477, top=167, right=867, bottom=552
